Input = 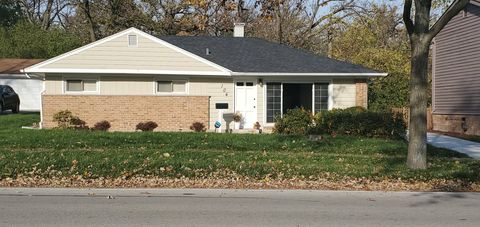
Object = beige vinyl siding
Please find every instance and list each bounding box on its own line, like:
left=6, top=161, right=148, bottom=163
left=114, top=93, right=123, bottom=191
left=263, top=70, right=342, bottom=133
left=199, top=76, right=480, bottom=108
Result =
left=101, top=76, right=153, bottom=95
left=332, top=79, right=356, bottom=109
left=189, top=78, right=234, bottom=130
left=43, top=32, right=222, bottom=72
left=44, top=75, right=63, bottom=94
left=257, top=82, right=264, bottom=125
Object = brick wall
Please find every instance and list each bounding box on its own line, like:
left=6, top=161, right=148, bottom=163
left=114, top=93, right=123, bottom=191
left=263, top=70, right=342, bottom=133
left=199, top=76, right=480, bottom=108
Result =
left=432, top=114, right=480, bottom=136
left=42, top=95, right=209, bottom=131
left=354, top=79, right=368, bottom=108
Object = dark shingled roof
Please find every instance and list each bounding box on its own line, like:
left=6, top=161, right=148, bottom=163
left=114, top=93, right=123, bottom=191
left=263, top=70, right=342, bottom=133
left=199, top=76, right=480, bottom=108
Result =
left=160, top=36, right=379, bottom=74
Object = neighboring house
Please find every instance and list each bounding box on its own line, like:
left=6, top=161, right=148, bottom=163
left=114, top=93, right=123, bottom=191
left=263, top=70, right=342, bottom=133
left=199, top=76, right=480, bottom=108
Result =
left=23, top=25, right=385, bottom=131
left=0, top=59, right=44, bottom=111
left=432, top=0, right=480, bottom=136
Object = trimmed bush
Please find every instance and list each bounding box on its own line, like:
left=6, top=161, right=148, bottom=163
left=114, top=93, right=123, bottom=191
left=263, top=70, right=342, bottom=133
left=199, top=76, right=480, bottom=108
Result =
left=274, top=108, right=313, bottom=135
left=190, top=122, right=206, bottom=132
left=344, top=106, right=367, bottom=112
left=136, top=121, right=158, bottom=131
left=273, top=107, right=406, bottom=138
left=311, top=108, right=406, bottom=139
left=93, top=120, right=111, bottom=131
left=53, top=110, right=87, bottom=129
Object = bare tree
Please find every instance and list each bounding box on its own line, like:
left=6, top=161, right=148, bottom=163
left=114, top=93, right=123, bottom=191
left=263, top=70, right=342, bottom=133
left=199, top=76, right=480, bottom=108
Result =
left=18, top=0, right=71, bottom=30
left=403, top=0, right=469, bottom=169
left=248, top=0, right=358, bottom=53
left=142, top=0, right=190, bottom=35
left=79, top=0, right=98, bottom=42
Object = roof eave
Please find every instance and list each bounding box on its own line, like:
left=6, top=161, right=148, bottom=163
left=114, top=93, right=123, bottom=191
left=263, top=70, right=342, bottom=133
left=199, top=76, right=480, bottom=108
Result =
left=231, top=72, right=388, bottom=77
left=22, top=68, right=231, bottom=76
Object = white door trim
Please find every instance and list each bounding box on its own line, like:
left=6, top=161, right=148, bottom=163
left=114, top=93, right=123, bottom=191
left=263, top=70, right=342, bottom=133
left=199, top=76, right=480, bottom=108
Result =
left=234, top=79, right=258, bottom=129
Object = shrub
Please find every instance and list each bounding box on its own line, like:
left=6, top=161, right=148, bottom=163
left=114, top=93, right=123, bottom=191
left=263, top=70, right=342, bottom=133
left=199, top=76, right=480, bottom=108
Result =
left=93, top=120, right=111, bottom=131
left=233, top=112, right=242, bottom=122
left=70, top=118, right=87, bottom=129
left=344, top=106, right=367, bottom=112
left=274, top=108, right=313, bottom=135
left=53, top=110, right=87, bottom=129
left=190, top=122, right=206, bottom=132
left=136, top=121, right=158, bottom=131
left=311, top=108, right=406, bottom=139
left=53, top=110, right=75, bottom=128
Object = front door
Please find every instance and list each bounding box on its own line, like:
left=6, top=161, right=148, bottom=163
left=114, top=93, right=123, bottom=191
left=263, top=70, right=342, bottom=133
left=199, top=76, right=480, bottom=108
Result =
left=235, top=81, right=257, bottom=129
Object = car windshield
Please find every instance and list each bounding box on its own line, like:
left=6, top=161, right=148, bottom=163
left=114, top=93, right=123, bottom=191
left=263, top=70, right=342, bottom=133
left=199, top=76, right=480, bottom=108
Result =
left=0, top=86, right=14, bottom=94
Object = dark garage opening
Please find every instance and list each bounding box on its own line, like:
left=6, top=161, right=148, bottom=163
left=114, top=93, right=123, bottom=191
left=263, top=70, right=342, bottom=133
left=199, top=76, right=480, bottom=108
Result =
left=282, top=83, right=312, bottom=113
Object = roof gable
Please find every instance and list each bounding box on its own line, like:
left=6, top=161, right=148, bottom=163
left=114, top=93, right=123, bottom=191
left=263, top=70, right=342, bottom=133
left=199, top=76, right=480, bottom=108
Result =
left=24, top=28, right=231, bottom=76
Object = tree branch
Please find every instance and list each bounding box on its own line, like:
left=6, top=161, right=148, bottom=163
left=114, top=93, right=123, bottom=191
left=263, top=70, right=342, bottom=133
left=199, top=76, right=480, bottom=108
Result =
left=403, top=0, right=414, bottom=36
left=41, top=0, right=54, bottom=30
left=427, top=0, right=469, bottom=41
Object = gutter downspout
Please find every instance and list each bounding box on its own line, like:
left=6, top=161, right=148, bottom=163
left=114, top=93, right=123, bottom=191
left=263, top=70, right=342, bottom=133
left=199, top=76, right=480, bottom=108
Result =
left=40, top=77, right=45, bottom=129
left=208, top=96, right=211, bottom=130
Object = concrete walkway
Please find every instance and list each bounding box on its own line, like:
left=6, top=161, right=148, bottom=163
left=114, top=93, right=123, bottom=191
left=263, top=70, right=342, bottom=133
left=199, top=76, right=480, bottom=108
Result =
left=427, top=132, right=480, bottom=159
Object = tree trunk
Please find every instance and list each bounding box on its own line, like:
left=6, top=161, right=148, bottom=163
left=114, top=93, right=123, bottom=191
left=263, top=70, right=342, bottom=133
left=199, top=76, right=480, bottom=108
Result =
left=41, top=0, right=54, bottom=30
left=82, top=0, right=97, bottom=42
left=407, top=40, right=429, bottom=169
left=277, top=12, right=283, bottom=44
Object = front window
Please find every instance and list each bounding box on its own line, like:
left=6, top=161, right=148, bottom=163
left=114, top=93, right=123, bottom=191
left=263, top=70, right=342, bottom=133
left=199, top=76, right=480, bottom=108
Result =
left=266, top=82, right=329, bottom=123
left=156, top=80, right=187, bottom=93
left=66, top=80, right=97, bottom=92
left=314, top=83, right=329, bottom=112
left=266, top=83, right=282, bottom=123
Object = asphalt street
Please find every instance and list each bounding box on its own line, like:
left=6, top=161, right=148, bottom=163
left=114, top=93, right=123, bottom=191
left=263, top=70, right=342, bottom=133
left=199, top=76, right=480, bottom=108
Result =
left=0, top=188, right=479, bottom=227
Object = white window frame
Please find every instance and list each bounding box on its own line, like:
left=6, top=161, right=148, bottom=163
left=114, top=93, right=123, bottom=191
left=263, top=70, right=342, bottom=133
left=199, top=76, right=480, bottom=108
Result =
left=153, top=78, right=189, bottom=95
left=313, top=83, right=331, bottom=113
left=63, top=77, right=100, bottom=94
left=127, top=34, right=138, bottom=47
left=263, top=79, right=332, bottom=126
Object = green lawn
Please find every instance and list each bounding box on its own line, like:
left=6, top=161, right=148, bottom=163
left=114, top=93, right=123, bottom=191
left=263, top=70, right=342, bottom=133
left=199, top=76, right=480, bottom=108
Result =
left=0, top=113, right=479, bottom=182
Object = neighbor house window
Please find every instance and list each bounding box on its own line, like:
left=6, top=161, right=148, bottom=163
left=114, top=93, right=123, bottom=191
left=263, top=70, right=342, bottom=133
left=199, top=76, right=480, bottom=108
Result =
left=314, top=83, right=329, bottom=112
left=156, top=81, right=187, bottom=93
left=266, top=83, right=281, bottom=123
left=66, top=80, right=97, bottom=92
left=128, top=34, right=137, bottom=46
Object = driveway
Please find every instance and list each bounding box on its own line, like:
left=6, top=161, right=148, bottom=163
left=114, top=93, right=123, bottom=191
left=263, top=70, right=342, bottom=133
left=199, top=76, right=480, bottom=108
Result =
left=427, top=132, right=480, bottom=159
left=1, top=188, right=479, bottom=226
